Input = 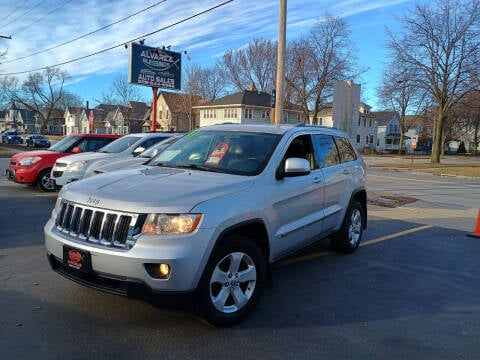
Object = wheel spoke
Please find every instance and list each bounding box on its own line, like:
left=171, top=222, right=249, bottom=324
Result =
left=237, top=265, right=256, bottom=283
left=210, top=267, right=228, bottom=284
left=228, top=252, right=243, bottom=274
left=231, top=287, right=249, bottom=309
left=212, top=287, right=230, bottom=309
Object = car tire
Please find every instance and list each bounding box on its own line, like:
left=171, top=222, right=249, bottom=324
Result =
left=37, top=169, right=55, bottom=192
left=197, top=234, right=266, bottom=327
left=330, top=199, right=364, bottom=254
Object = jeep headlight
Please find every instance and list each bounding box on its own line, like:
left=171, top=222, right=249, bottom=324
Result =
left=67, top=160, right=88, bottom=171
left=142, top=214, right=202, bottom=235
left=19, top=156, right=41, bottom=166
left=52, top=194, right=63, bottom=218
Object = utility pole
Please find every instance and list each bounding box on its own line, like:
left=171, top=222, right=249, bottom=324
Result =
left=274, top=0, right=286, bottom=125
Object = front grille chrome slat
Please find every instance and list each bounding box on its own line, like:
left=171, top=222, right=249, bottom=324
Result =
left=54, top=200, right=141, bottom=250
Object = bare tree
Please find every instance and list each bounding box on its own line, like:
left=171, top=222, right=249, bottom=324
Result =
left=377, top=62, right=430, bottom=154
left=286, top=14, right=357, bottom=122
left=458, top=90, right=480, bottom=155
left=98, top=74, right=147, bottom=132
left=221, top=38, right=277, bottom=92
left=0, top=67, right=70, bottom=134
left=184, top=62, right=226, bottom=101
left=98, top=74, right=145, bottom=106
left=386, top=0, right=480, bottom=163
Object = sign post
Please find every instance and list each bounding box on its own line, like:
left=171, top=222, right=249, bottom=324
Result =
left=88, top=110, right=94, bottom=133
left=411, top=134, right=418, bottom=164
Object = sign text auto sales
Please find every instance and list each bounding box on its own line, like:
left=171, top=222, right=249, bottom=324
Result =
left=128, top=43, right=182, bottom=90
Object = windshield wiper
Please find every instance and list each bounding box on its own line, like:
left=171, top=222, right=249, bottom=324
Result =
left=162, top=163, right=226, bottom=173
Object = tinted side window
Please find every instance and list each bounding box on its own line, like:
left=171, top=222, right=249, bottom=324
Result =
left=283, top=135, right=316, bottom=169
left=79, top=138, right=116, bottom=152
left=335, top=136, right=357, bottom=163
left=139, top=136, right=169, bottom=150
left=312, top=134, right=340, bottom=168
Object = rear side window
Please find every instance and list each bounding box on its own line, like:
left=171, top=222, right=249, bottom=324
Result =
left=312, top=134, right=340, bottom=168
left=335, top=136, right=357, bottom=163
left=77, top=137, right=117, bottom=152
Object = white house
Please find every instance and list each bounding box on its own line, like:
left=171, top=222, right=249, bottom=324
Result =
left=194, top=89, right=305, bottom=127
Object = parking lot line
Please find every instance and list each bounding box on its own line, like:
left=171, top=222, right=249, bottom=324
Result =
left=275, top=224, right=433, bottom=268
left=360, top=224, right=433, bottom=247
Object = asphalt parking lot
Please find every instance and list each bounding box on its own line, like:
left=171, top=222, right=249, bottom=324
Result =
left=1, top=156, right=480, bottom=360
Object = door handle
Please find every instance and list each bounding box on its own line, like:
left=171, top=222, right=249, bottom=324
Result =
left=313, top=177, right=323, bottom=183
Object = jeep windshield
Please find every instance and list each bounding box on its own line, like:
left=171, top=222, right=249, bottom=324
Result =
left=148, top=130, right=281, bottom=176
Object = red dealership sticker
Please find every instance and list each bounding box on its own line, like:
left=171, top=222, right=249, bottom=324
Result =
left=205, top=142, right=229, bottom=165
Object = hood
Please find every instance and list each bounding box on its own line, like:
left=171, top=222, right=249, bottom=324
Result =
left=90, top=157, right=148, bottom=174
left=62, top=166, right=254, bottom=214
left=56, top=152, right=110, bottom=164
left=11, top=150, right=60, bottom=160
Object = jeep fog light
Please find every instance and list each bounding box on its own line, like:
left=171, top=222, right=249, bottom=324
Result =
left=145, top=263, right=171, bottom=279
left=142, top=214, right=202, bottom=235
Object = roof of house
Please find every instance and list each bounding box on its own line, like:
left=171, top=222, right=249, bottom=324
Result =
left=66, top=106, right=84, bottom=115
left=373, top=111, right=398, bottom=126
left=160, top=91, right=202, bottom=113
left=196, top=90, right=303, bottom=112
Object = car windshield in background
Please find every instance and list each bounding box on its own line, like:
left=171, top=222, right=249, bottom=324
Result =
left=48, top=135, right=81, bottom=152
left=141, top=136, right=182, bottom=158
left=98, top=135, right=141, bottom=153
left=149, top=130, right=281, bottom=176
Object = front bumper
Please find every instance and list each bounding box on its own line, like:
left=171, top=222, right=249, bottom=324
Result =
left=7, top=165, right=39, bottom=184
left=44, top=218, right=214, bottom=294
left=50, top=169, right=83, bottom=186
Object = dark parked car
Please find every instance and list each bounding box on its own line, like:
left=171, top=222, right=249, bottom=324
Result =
left=1, top=130, right=23, bottom=144
left=26, top=134, right=51, bottom=148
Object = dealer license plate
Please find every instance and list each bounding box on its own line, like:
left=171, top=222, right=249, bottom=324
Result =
left=63, top=246, right=92, bottom=273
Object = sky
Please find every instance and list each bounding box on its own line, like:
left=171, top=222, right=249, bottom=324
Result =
left=0, top=0, right=416, bottom=111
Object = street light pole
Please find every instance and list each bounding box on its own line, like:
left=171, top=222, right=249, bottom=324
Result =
left=274, top=0, right=286, bottom=125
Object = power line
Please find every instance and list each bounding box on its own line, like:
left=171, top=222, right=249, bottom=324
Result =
left=0, top=0, right=29, bottom=28
left=11, top=0, right=75, bottom=36
left=0, top=0, right=47, bottom=31
left=0, top=0, right=235, bottom=76
left=2, top=0, right=168, bottom=64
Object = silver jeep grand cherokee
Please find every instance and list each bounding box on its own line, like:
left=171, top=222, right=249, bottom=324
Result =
left=45, top=124, right=367, bottom=327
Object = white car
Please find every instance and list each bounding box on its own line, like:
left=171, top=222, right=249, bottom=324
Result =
left=86, top=135, right=182, bottom=177
left=50, top=133, right=177, bottom=188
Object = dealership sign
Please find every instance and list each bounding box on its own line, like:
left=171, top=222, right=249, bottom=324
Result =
left=128, top=43, right=181, bottom=90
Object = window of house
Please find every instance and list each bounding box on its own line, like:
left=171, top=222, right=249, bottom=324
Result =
left=370, top=135, right=374, bottom=144
left=244, top=108, right=253, bottom=119
left=225, top=109, right=237, bottom=119
left=366, top=135, right=369, bottom=143
left=319, top=118, right=323, bottom=126
left=204, top=109, right=216, bottom=119
left=356, top=134, right=360, bottom=143
left=369, top=119, right=372, bottom=127
left=261, top=110, right=270, bottom=119
left=166, top=111, right=169, bottom=120
left=363, top=118, right=366, bottom=127
left=358, top=119, right=361, bottom=126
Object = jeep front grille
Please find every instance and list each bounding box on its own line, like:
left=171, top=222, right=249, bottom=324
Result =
left=55, top=200, right=144, bottom=249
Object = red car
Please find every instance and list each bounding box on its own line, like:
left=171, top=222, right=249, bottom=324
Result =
left=6, top=133, right=121, bottom=191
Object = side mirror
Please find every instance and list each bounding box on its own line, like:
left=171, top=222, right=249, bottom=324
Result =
left=276, top=157, right=310, bottom=180
left=72, top=146, right=82, bottom=153
left=133, top=146, right=145, bottom=156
